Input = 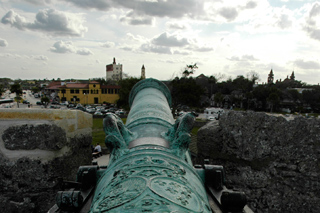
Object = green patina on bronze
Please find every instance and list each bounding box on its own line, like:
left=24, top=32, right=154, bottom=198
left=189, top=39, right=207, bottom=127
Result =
left=90, top=78, right=211, bottom=213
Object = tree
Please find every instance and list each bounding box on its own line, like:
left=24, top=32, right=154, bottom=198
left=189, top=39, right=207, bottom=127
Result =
left=117, top=77, right=142, bottom=109
left=213, top=92, right=224, bottom=107
left=182, top=63, right=198, bottom=77
left=0, top=85, right=4, bottom=97
left=31, top=87, right=40, bottom=94
left=171, top=77, right=204, bottom=107
left=10, top=83, right=22, bottom=108
left=267, top=93, right=280, bottom=112
left=92, top=77, right=107, bottom=85
left=41, top=96, right=50, bottom=108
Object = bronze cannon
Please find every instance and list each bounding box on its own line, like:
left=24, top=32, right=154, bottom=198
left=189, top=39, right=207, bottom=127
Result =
left=49, top=78, right=249, bottom=213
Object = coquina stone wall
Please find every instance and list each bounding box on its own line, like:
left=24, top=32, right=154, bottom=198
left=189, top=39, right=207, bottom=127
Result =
left=0, top=109, right=93, bottom=212
left=197, top=110, right=320, bottom=213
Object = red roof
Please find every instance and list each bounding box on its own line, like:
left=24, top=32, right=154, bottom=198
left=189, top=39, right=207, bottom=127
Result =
left=65, top=83, right=89, bottom=89
left=106, top=64, right=113, bottom=71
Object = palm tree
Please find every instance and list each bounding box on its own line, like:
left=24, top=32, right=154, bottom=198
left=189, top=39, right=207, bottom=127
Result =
left=10, top=83, right=22, bottom=108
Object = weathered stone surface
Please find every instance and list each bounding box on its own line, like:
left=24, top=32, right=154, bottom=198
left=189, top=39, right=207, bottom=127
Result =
left=197, top=110, right=320, bottom=213
left=0, top=109, right=93, bottom=213
left=3, top=124, right=67, bottom=150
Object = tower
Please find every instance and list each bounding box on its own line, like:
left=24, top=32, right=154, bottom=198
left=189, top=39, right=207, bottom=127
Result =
left=290, top=71, right=295, bottom=81
left=106, top=57, right=123, bottom=81
left=267, top=69, right=274, bottom=84
left=141, top=64, right=146, bottom=79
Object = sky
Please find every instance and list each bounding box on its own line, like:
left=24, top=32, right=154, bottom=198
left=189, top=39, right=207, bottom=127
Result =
left=0, top=0, right=320, bottom=85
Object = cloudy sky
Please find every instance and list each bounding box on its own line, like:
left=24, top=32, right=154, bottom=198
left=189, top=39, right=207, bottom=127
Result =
left=0, top=0, right=320, bottom=85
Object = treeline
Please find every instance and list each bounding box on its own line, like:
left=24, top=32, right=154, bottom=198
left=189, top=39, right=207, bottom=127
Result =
left=117, top=75, right=320, bottom=113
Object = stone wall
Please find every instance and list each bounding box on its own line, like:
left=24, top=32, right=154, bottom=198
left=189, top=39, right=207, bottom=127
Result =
left=0, top=109, right=93, bottom=213
left=197, top=110, right=320, bottom=213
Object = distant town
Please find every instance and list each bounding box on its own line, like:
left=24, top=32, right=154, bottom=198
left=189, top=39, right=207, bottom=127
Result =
left=1, top=57, right=320, bottom=116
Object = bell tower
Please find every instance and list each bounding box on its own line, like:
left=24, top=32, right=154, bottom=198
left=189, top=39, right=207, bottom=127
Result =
left=141, top=64, right=146, bottom=79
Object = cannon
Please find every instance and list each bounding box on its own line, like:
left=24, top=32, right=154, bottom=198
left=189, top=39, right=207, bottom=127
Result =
left=49, top=78, right=251, bottom=213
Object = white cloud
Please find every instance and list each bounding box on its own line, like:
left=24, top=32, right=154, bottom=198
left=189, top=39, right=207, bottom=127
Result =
left=32, top=55, right=48, bottom=61
left=1, top=9, right=88, bottom=37
left=50, top=40, right=93, bottom=55
left=76, top=48, right=93, bottom=55
left=101, top=41, right=115, bottom=48
left=0, top=38, right=8, bottom=47
left=228, top=54, right=259, bottom=61
left=50, top=41, right=76, bottom=53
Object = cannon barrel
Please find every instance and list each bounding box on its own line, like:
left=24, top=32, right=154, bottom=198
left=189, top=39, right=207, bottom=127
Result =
left=91, top=78, right=211, bottom=212
left=49, top=78, right=250, bottom=213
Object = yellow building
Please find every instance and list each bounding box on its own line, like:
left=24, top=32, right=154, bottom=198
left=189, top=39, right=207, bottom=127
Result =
left=47, top=81, right=120, bottom=105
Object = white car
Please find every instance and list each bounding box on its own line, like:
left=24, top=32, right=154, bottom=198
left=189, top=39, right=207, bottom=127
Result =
left=115, top=109, right=125, bottom=115
left=94, top=111, right=103, bottom=115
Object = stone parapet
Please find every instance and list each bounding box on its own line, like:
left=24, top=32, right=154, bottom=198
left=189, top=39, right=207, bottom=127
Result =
left=197, top=111, right=320, bottom=213
left=0, top=108, right=93, bottom=212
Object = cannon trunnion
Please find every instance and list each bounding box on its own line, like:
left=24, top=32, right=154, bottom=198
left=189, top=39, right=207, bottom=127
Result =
left=49, top=78, right=249, bottom=213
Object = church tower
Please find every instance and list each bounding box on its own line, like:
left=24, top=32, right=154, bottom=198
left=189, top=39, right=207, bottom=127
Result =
left=290, top=71, right=295, bottom=81
left=141, top=64, right=146, bottom=79
left=267, top=69, right=274, bottom=84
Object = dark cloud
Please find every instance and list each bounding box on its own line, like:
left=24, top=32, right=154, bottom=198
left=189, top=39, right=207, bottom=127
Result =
left=114, top=0, right=203, bottom=18
left=245, top=1, right=257, bottom=9
left=25, top=0, right=52, bottom=5
left=1, top=9, right=87, bottom=37
left=275, top=14, right=292, bottom=29
left=294, top=59, right=320, bottom=69
left=120, top=11, right=153, bottom=25
left=218, top=7, right=238, bottom=21
left=140, top=43, right=171, bottom=54
left=60, top=0, right=203, bottom=20
left=152, top=32, right=189, bottom=47
left=62, top=0, right=111, bottom=11
left=166, top=22, right=188, bottom=30
left=303, top=2, right=320, bottom=41
left=0, top=38, right=8, bottom=47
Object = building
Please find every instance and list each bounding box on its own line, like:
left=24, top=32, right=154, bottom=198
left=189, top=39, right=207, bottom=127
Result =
left=141, top=64, right=146, bottom=79
left=106, top=58, right=123, bottom=81
left=46, top=81, right=120, bottom=105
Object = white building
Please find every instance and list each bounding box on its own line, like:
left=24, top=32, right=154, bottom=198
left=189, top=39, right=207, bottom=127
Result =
left=106, top=58, right=123, bottom=81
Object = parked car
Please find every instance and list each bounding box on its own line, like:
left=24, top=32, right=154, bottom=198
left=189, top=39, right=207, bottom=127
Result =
left=36, top=101, right=43, bottom=105
left=22, top=100, right=30, bottom=104
left=94, top=111, right=103, bottom=116
left=86, top=107, right=96, bottom=114
left=115, top=109, right=125, bottom=115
